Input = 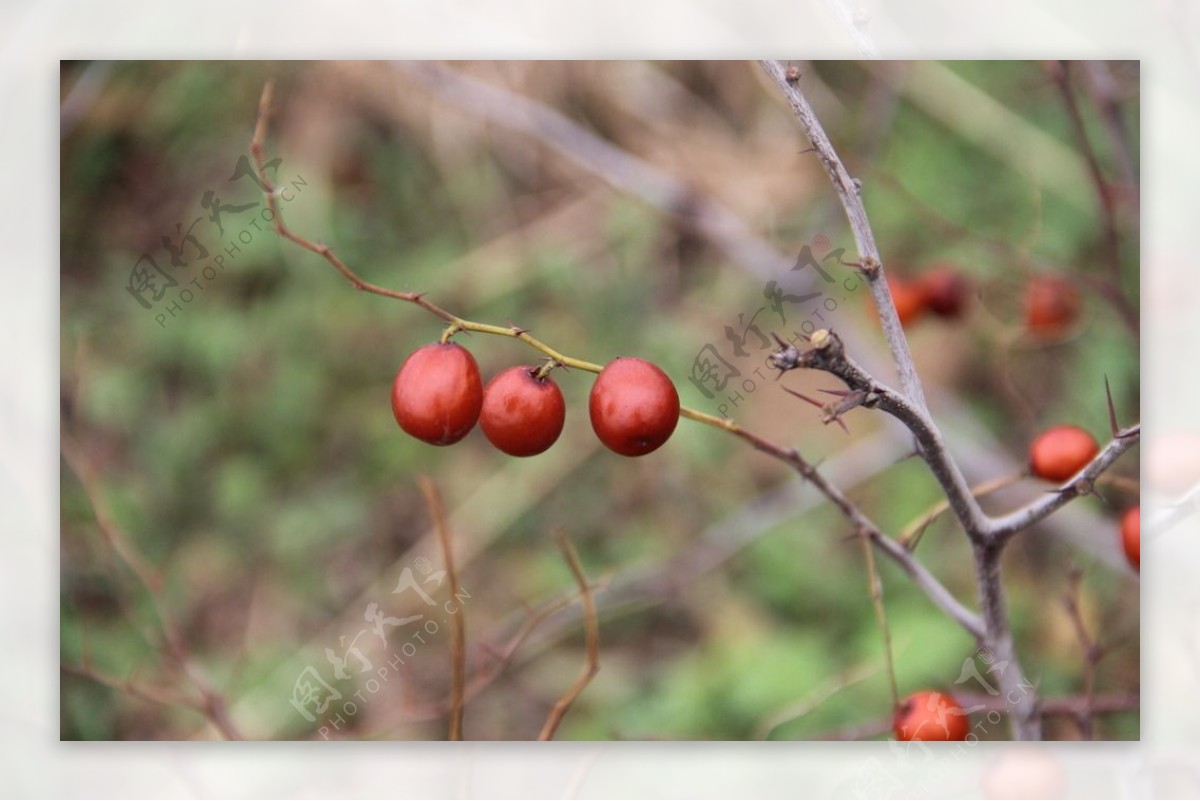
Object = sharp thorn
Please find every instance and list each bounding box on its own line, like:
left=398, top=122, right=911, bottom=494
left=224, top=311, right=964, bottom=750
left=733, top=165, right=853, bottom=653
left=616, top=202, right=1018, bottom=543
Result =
left=1104, top=374, right=1120, bottom=438
left=782, top=387, right=824, bottom=409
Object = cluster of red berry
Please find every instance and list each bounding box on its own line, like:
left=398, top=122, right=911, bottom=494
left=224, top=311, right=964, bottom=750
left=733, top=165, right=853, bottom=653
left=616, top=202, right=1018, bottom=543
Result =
left=885, top=265, right=1081, bottom=339
left=391, top=342, right=680, bottom=458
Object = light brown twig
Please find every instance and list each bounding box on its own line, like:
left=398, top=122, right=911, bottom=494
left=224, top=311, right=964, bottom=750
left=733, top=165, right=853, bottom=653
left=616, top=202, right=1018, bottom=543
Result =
left=418, top=476, right=465, bottom=741
left=538, top=532, right=600, bottom=741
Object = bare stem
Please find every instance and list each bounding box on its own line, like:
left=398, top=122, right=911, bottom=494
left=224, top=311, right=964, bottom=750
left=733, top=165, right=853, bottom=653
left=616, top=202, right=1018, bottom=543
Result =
left=419, top=476, right=465, bottom=741
left=538, top=532, right=600, bottom=741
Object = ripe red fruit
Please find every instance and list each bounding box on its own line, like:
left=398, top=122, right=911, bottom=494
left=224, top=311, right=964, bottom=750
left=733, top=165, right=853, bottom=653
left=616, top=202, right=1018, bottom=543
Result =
left=479, top=366, right=566, bottom=457
left=589, top=357, right=680, bottom=457
left=1025, top=274, right=1081, bottom=339
left=919, top=265, right=971, bottom=319
left=391, top=342, right=483, bottom=446
left=893, top=690, right=969, bottom=741
left=885, top=274, right=929, bottom=327
left=1121, top=506, right=1140, bottom=570
left=1029, top=425, right=1100, bottom=482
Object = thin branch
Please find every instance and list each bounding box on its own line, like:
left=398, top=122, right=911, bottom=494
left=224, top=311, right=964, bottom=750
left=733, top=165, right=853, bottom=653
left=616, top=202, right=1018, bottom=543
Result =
left=1062, top=569, right=1104, bottom=739
left=724, top=418, right=985, bottom=640
left=1081, top=61, right=1139, bottom=199
left=815, top=693, right=1138, bottom=741
left=362, top=584, right=592, bottom=734
left=988, top=425, right=1141, bottom=545
left=62, top=662, right=200, bottom=713
left=755, top=661, right=881, bottom=740
left=900, top=471, right=1026, bottom=552
left=757, top=59, right=927, bottom=414
left=868, top=166, right=1138, bottom=337
left=961, top=691, right=1137, bottom=718
left=419, top=476, right=465, bottom=741
left=394, top=61, right=792, bottom=282
left=1048, top=62, right=1121, bottom=270
left=251, top=83, right=603, bottom=374
left=61, top=434, right=242, bottom=741
left=538, top=532, right=600, bottom=741
left=857, top=530, right=899, bottom=710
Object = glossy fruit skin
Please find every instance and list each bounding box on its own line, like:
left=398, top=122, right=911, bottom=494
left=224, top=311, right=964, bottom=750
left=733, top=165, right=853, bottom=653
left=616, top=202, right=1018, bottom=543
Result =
left=1025, top=275, right=1081, bottom=339
left=886, top=275, right=929, bottom=327
left=589, top=357, right=680, bottom=457
left=479, top=366, right=566, bottom=457
left=391, top=343, right=483, bottom=446
left=1121, top=506, right=1140, bottom=571
left=1029, top=425, right=1100, bottom=482
left=920, top=266, right=970, bottom=319
left=893, top=690, right=969, bottom=742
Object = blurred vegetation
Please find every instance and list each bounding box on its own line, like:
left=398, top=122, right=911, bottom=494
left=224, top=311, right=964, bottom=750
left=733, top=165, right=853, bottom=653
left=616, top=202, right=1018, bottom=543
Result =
left=60, top=60, right=1139, bottom=741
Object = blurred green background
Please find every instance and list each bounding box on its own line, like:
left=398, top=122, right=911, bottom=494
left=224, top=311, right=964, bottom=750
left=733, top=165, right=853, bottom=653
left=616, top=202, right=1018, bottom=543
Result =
left=60, top=60, right=1139, bottom=740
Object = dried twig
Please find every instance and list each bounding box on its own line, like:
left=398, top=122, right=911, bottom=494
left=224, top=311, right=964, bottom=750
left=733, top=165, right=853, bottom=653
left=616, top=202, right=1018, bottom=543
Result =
left=418, top=476, right=465, bottom=741
left=857, top=531, right=899, bottom=712
left=1081, top=61, right=1139, bottom=199
left=900, top=471, right=1026, bottom=552
left=61, top=433, right=242, bottom=740
left=538, top=532, right=600, bottom=741
left=393, top=61, right=793, bottom=282
left=61, top=662, right=200, bottom=712
left=1048, top=63, right=1120, bottom=270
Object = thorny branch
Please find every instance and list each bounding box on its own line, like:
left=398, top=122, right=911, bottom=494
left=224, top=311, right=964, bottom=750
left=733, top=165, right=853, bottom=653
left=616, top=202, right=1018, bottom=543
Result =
left=758, top=62, right=1139, bottom=740
left=758, top=59, right=926, bottom=414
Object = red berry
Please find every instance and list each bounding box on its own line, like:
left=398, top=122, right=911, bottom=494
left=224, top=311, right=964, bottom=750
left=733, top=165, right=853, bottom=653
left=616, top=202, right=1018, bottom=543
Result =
left=1025, top=275, right=1081, bottom=339
left=1121, top=506, right=1140, bottom=571
left=1029, top=425, right=1100, bottom=482
left=919, top=265, right=971, bottom=319
left=589, top=357, right=680, bottom=457
left=391, top=342, right=483, bottom=446
left=479, top=366, right=566, bottom=457
left=893, top=690, right=969, bottom=741
left=886, top=274, right=929, bottom=327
